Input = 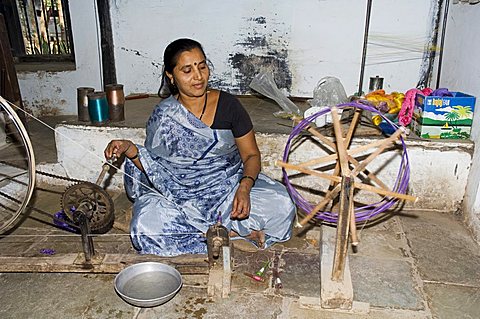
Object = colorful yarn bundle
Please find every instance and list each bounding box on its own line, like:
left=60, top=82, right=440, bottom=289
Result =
left=282, top=101, right=411, bottom=224
left=369, top=87, right=452, bottom=128
left=398, top=87, right=433, bottom=127
left=365, top=90, right=405, bottom=115
left=365, top=88, right=452, bottom=130
left=365, top=90, right=405, bottom=128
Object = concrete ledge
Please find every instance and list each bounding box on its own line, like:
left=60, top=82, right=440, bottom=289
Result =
left=47, top=123, right=473, bottom=212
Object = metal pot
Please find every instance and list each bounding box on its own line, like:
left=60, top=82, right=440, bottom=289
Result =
left=114, top=262, right=183, bottom=307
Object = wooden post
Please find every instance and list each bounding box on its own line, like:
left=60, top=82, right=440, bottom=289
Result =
left=332, top=175, right=353, bottom=281
left=0, top=14, right=27, bottom=129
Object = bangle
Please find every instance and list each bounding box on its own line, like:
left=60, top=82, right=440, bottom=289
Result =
left=240, top=175, right=256, bottom=187
left=128, top=152, right=139, bottom=161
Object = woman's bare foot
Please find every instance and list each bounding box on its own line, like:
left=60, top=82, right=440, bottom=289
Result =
left=229, top=230, right=265, bottom=249
left=246, top=230, right=265, bottom=249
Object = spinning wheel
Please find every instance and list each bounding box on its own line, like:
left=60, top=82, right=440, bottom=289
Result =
left=61, top=182, right=115, bottom=234
left=0, top=96, right=35, bottom=233
left=276, top=101, right=417, bottom=279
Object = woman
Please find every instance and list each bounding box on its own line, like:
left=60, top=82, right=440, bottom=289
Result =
left=104, top=38, right=295, bottom=256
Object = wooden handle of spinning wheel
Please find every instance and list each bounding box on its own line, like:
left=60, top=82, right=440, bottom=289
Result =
left=96, top=163, right=110, bottom=185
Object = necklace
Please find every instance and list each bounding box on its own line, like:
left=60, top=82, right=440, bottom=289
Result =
left=199, top=92, right=208, bottom=120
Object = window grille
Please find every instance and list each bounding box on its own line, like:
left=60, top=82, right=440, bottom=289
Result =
left=1, top=0, right=74, bottom=62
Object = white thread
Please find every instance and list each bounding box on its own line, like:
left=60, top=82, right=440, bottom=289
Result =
left=0, top=232, right=205, bottom=238
left=3, top=98, right=163, bottom=196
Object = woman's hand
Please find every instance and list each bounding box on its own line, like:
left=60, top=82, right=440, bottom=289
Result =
left=104, top=139, right=137, bottom=160
left=230, top=181, right=253, bottom=220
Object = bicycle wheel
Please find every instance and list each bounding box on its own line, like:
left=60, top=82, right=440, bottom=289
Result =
left=0, top=96, right=35, bottom=233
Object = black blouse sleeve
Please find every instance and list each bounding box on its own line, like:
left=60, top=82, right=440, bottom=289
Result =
left=212, top=91, right=253, bottom=138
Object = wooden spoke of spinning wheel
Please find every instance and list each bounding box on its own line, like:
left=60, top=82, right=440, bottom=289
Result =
left=277, top=161, right=416, bottom=202
left=296, top=109, right=389, bottom=191
left=296, top=128, right=404, bottom=169
left=276, top=108, right=417, bottom=226
left=276, top=149, right=416, bottom=225
left=328, top=109, right=361, bottom=184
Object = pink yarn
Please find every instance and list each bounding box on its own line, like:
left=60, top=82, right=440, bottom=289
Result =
left=421, top=87, right=433, bottom=96
left=398, top=88, right=423, bottom=126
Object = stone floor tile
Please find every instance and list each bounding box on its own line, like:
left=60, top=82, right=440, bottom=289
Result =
left=424, top=282, right=480, bottom=319
left=400, top=210, right=480, bottom=286
left=350, top=255, right=424, bottom=310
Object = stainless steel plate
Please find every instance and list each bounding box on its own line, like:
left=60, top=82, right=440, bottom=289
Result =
left=114, top=262, right=182, bottom=307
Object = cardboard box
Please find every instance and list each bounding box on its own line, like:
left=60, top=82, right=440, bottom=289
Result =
left=411, top=92, right=476, bottom=139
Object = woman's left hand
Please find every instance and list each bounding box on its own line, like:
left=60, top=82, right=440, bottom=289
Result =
left=231, top=185, right=251, bottom=220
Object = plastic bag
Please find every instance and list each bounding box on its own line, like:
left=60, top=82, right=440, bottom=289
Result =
left=305, top=76, right=348, bottom=127
left=308, top=76, right=348, bottom=108
left=249, top=72, right=301, bottom=116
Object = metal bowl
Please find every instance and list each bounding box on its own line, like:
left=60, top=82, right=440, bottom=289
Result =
left=114, top=262, right=183, bottom=307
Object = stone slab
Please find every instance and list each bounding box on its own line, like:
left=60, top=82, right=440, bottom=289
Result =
left=400, top=210, right=480, bottom=286
left=424, top=282, right=480, bottom=319
left=352, top=217, right=408, bottom=260
left=350, top=255, right=424, bottom=310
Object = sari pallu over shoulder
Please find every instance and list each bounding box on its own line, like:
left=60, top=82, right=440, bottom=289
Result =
left=125, top=96, right=243, bottom=232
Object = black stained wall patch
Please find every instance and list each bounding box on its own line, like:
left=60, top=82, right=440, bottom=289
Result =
left=219, top=15, right=292, bottom=95
left=252, top=17, right=266, bottom=24
left=235, top=36, right=268, bottom=49
left=229, top=51, right=292, bottom=94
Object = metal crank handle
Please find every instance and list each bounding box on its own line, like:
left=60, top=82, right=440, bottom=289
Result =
left=96, top=154, right=118, bottom=186
left=95, top=164, right=109, bottom=186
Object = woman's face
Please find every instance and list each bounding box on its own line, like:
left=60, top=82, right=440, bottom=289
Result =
left=166, top=47, right=210, bottom=98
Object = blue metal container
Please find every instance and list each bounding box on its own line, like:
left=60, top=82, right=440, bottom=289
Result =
left=87, top=92, right=109, bottom=124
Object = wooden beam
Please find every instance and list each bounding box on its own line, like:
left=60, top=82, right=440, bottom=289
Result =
left=344, top=109, right=362, bottom=144
left=349, top=183, right=359, bottom=249
left=0, top=253, right=208, bottom=274
left=348, top=155, right=390, bottom=190
left=307, top=126, right=336, bottom=150
left=276, top=160, right=340, bottom=182
left=328, top=108, right=362, bottom=188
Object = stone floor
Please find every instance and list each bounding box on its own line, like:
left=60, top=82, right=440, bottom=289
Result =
left=0, top=95, right=479, bottom=318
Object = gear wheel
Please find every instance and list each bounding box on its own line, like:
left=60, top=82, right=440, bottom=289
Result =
left=61, top=182, right=114, bottom=234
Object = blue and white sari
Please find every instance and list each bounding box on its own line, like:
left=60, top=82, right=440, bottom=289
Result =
left=124, top=96, right=295, bottom=256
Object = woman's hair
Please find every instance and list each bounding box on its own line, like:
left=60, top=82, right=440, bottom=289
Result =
left=158, top=38, right=207, bottom=98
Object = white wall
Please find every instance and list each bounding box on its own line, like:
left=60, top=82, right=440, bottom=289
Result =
left=441, top=3, right=480, bottom=240
left=16, top=0, right=103, bottom=116
left=15, top=0, right=439, bottom=116
left=112, top=0, right=435, bottom=97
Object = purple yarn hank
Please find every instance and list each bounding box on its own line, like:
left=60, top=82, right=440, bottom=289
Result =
left=282, top=101, right=411, bottom=224
left=40, top=248, right=56, bottom=255
left=430, top=88, right=453, bottom=97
